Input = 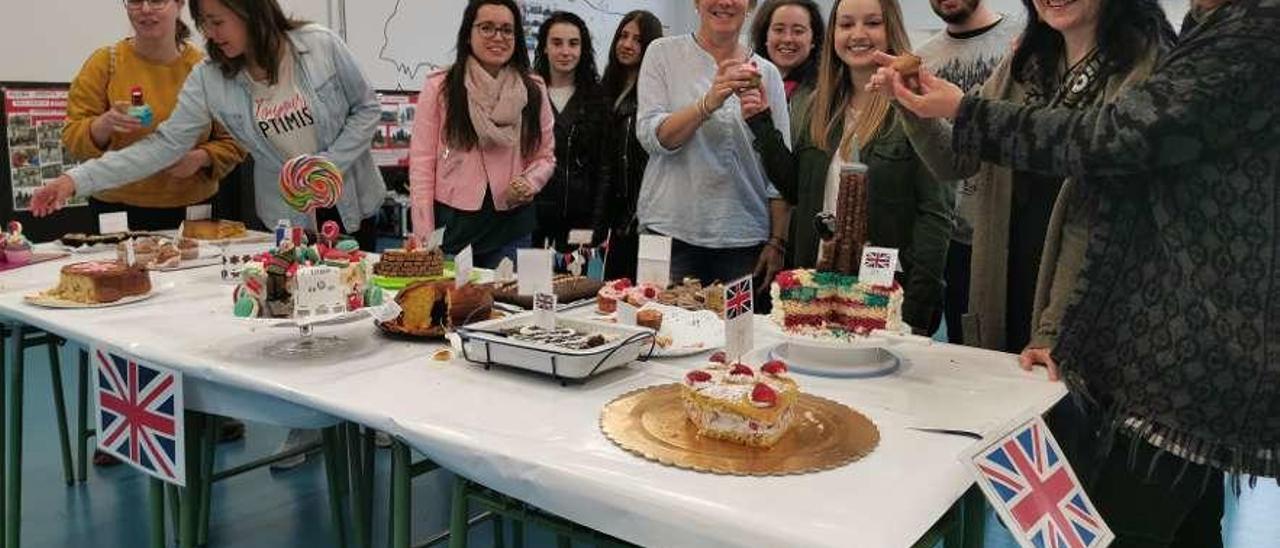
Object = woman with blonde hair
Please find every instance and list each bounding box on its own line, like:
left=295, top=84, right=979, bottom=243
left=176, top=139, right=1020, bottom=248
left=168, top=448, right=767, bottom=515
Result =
left=750, top=0, right=952, bottom=334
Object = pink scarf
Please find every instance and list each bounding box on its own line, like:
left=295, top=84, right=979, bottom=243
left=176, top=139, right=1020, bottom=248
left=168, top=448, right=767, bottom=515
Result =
left=464, top=56, right=528, bottom=149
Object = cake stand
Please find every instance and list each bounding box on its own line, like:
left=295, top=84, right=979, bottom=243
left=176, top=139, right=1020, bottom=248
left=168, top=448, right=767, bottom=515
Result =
left=760, top=320, right=919, bottom=378
left=239, top=309, right=375, bottom=362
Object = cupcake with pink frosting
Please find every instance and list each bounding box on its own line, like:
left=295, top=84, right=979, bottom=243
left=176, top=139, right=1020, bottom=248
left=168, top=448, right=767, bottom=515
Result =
left=4, top=221, right=33, bottom=265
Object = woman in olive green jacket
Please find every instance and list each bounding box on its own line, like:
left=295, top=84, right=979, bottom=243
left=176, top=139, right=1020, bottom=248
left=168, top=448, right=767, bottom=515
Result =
left=745, top=0, right=952, bottom=333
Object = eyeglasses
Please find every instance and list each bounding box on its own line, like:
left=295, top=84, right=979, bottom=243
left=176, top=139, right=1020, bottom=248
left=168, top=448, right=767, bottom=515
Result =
left=474, top=23, right=516, bottom=40
left=124, top=0, right=171, bottom=9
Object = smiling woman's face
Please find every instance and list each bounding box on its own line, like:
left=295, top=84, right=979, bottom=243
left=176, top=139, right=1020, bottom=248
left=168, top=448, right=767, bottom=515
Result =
left=696, top=0, right=751, bottom=37
left=832, top=0, right=889, bottom=72
left=1032, top=0, right=1102, bottom=35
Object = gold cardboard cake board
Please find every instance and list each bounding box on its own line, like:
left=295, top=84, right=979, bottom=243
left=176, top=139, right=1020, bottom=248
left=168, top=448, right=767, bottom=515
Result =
left=601, top=384, right=879, bottom=476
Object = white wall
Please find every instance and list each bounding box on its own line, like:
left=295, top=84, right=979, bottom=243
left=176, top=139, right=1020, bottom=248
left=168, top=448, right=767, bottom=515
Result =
left=0, top=0, right=332, bottom=83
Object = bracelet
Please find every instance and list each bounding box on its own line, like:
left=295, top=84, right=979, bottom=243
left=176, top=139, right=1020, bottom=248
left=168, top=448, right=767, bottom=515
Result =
left=765, top=237, right=786, bottom=253
left=696, top=96, right=711, bottom=119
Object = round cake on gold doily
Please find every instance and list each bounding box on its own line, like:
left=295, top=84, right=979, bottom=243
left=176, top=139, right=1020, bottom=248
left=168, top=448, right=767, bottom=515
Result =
left=601, top=384, right=879, bottom=475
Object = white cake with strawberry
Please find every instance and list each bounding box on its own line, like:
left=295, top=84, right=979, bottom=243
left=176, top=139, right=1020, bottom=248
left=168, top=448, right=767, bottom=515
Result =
left=681, top=352, right=799, bottom=448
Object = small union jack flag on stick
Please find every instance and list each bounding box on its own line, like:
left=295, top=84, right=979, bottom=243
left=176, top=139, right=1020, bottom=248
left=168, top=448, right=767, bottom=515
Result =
left=723, top=276, right=755, bottom=360
left=968, top=416, right=1113, bottom=548
left=94, top=346, right=186, bottom=486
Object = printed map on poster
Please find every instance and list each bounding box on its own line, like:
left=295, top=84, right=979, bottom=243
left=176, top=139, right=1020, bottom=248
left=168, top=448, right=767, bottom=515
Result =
left=4, top=88, right=85, bottom=211
left=351, top=0, right=678, bottom=90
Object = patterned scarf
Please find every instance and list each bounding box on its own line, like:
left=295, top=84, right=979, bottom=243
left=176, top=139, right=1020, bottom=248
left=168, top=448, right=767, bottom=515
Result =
left=464, top=57, right=528, bottom=149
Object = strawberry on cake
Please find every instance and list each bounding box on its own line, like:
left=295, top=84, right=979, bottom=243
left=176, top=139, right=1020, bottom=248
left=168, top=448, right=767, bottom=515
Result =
left=681, top=354, right=799, bottom=448
left=596, top=278, right=661, bottom=313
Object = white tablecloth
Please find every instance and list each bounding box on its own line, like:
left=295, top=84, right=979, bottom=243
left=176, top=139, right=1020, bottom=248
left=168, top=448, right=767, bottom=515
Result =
left=0, top=245, right=1067, bottom=547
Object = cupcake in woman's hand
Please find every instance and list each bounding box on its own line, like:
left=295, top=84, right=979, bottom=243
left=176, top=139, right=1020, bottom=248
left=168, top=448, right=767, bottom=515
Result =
left=4, top=221, right=33, bottom=265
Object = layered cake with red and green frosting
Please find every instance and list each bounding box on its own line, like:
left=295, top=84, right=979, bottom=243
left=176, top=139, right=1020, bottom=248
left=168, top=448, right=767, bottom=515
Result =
left=770, top=269, right=903, bottom=340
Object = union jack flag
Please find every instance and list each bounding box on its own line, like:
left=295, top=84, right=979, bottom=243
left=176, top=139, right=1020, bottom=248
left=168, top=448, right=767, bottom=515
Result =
left=971, top=417, right=1112, bottom=548
left=863, top=250, right=892, bottom=270
left=723, top=276, right=753, bottom=321
left=94, top=347, right=186, bottom=486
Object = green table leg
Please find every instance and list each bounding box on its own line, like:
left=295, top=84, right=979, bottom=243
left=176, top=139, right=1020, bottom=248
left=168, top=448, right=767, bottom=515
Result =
left=7, top=324, right=25, bottom=548
left=46, top=338, right=74, bottom=486
left=76, top=348, right=89, bottom=483
left=390, top=439, right=410, bottom=548
left=322, top=426, right=350, bottom=548
left=167, top=484, right=180, bottom=541
left=962, top=485, right=987, bottom=548
left=556, top=534, right=571, bottom=548
left=493, top=515, right=506, bottom=548
left=0, top=326, right=8, bottom=546
left=346, top=424, right=369, bottom=548
left=198, top=414, right=217, bottom=546
left=448, top=475, right=469, bottom=548
left=360, top=426, right=374, bottom=548
left=150, top=478, right=166, bottom=548
left=179, top=412, right=202, bottom=548
left=512, top=519, right=524, bottom=548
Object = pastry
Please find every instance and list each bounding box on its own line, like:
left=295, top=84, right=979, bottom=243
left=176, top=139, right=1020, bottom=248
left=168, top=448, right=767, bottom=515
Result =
left=47, top=261, right=151, bottom=304
left=500, top=325, right=610, bottom=350
left=636, top=308, right=663, bottom=331
left=387, top=280, right=494, bottom=335
left=770, top=269, right=903, bottom=340
left=373, top=247, right=445, bottom=278
left=183, top=219, right=247, bottom=240
left=681, top=359, right=799, bottom=448
left=891, top=53, right=923, bottom=92
left=4, top=221, right=33, bottom=265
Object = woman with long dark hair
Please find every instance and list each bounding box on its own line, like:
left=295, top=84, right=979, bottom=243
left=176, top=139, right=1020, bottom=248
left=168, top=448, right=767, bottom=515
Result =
left=33, top=0, right=386, bottom=251
left=409, top=0, right=554, bottom=267
left=591, top=10, right=662, bottom=279
left=532, top=11, right=605, bottom=252
left=876, top=0, right=1175, bottom=354
left=751, top=0, right=824, bottom=102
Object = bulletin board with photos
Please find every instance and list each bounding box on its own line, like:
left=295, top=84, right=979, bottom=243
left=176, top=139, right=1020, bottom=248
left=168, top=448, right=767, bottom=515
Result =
left=372, top=90, right=418, bottom=170
left=1, top=83, right=93, bottom=242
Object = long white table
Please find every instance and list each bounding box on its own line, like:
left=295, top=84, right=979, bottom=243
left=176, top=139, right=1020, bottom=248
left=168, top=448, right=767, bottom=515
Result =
left=0, top=243, right=1067, bottom=547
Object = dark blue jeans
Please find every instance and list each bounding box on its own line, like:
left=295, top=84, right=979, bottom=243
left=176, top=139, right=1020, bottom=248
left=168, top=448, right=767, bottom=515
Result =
left=668, top=238, right=762, bottom=287
left=473, top=234, right=532, bottom=269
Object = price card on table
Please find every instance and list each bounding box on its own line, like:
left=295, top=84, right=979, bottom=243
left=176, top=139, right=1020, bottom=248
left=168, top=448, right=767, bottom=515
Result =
left=567, top=229, right=593, bottom=246
left=533, top=292, right=557, bottom=329
left=185, top=205, right=212, bottom=221
left=495, top=258, right=515, bottom=283
left=428, top=226, right=447, bottom=250
left=99, top=212, right=129, bottom=234
left=455, top=246, right=473, bottom=289
left=616, top=300, right=638, bottom=326
left=517, top=248, right=553, bottom=296
left=293, top=266, right=345, bottom=320
left=859, top=247, right=899, bottom=287
left=368, top=299, right=403, bottom=323
left=636, top=234, right=671, bottom=288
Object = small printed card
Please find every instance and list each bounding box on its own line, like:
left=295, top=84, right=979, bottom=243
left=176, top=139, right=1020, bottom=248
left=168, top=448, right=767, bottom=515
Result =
left=454, top=246, right=473, bottom=289
left=368, top=299, right=403, bottom=323
left=617, top=300, right=638, bottom=326
left=567, top=229, right=593, bottom=246
left=98, top=212, right=129, bottom=234
left=859, top=247, right=899, bottom=287
left=495, top=258, right=515, bottom=283
left=293, top=266, right=345, bottom=320
left=428, top=226, right=447, bottom=250
left=533, top=292, right=557, bottom=329
left=517, top=248, right=553, bottom=296
left=185, top=205, right=212, bottom=221
left=124, top=239, right=136, bottom=267
left=636, top=234, right=672, bottom=288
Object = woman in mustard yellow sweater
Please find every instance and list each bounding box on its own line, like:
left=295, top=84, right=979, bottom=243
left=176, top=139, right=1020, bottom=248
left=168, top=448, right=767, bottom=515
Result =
left=62, top=0, right=244, bottom=230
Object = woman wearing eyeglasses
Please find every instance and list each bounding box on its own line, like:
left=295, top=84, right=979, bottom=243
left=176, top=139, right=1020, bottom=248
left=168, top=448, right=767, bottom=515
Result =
left=32, top=0, right=386, bottom=252
left=408, top=0, right=554, bottom=267
left=62, top=0, right=246, bottom=230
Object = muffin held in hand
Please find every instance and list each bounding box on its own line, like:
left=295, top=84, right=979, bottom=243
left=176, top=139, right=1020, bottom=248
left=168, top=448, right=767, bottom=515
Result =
left=891, top=54, right=923, bottom=93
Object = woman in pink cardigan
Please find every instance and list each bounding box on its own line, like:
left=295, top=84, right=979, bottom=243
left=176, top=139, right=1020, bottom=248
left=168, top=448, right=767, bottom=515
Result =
left=410, top=0, right=555, bottom=267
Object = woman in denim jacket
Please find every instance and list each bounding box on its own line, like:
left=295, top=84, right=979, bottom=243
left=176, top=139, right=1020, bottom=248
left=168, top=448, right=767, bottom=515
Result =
left=33, top=0, right=385, bottom=249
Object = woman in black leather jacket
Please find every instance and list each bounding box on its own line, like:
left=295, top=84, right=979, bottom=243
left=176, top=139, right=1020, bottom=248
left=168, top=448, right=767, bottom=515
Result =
left=533, top=11, right=607, bottom=252
left=592, top=10, right=662, bottom=279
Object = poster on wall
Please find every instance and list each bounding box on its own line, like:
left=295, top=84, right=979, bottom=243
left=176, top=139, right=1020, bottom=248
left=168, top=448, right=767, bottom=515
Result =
left=4, top=87, right=85, bottom=212
left=373, top=91, right=417, bottom=169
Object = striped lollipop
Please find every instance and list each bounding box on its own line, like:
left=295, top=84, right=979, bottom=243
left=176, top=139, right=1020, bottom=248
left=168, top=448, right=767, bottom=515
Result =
left=279, top=155, right=343, bottom=213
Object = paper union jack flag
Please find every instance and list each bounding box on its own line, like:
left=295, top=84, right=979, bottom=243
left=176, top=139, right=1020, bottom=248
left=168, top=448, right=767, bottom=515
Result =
left=95, top=347, right=186, bottom=486
left=973, top=418, right=1111, bottom=548
left=863, top=250, right=893, bottom=270
left=723, top=276, right=753, bottom=321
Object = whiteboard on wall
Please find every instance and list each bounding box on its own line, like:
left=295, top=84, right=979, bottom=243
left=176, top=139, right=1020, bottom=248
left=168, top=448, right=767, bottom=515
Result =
left=0, top=0, right=331, bottom=83
left=345, top=0, right=686, bottom=91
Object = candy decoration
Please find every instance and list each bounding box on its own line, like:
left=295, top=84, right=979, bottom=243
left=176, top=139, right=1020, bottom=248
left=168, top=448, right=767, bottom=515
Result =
left=234, top=295, right=261, bottom=318
left=7, top=221, right=22, bottom=235
left=279, top=155, right=343, bottom=213
left=321, top=220, right=341, bottom=246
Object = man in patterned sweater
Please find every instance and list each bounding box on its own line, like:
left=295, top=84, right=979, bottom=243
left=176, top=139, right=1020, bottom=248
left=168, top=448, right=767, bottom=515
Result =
left=915, top=0, right=1021, bottom=345
left=882, top=0, right=1279, bottom=544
